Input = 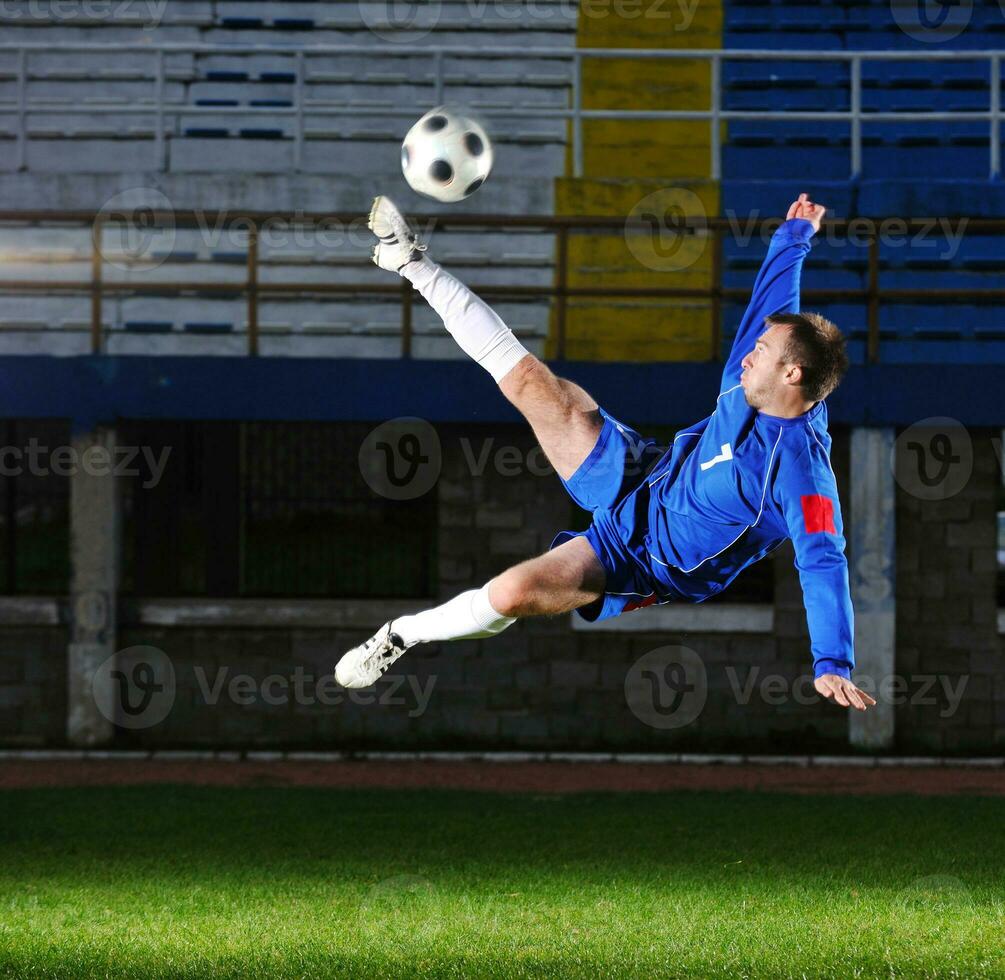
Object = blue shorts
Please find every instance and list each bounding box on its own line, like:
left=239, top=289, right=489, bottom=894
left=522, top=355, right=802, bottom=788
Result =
left=548, top=407, right=679, bottom=622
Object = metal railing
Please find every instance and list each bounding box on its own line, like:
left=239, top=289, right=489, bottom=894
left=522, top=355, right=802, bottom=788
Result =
left=0, top=43, right=1001, bottom=178
left=0, top=210, right=1003, bottom=362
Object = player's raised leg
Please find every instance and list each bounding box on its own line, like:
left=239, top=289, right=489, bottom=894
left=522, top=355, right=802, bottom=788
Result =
left=368, top=196, right=604, bottom=480
left=334, top=535, right=604, bottom=689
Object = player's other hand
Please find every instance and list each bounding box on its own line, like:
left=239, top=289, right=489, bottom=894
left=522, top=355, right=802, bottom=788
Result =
left=814, top=673, right=877, bottom=711
left=786, top=192, right=826, bottom=234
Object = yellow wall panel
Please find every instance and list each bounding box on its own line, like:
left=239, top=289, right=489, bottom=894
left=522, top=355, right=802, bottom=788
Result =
left=549, top=0, right=723, bottom=362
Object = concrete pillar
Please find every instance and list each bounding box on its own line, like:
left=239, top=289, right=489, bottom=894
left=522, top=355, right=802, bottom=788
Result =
left=67, top=426, right=120, bottom=747
left=849, top=426, right=896, bottom=749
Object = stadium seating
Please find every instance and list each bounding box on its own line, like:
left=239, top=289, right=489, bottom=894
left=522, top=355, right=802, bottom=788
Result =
left=0, top=0, right=575, bottom=356
left=720, top=0, right=1005, bottom=363
left=0, top=0, right=1002, bottom=362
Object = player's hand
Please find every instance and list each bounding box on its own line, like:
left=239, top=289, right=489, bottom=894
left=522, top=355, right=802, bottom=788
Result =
left=814, top=673, right=877, bottom=711
left=785, top=192, right=826, bottom=234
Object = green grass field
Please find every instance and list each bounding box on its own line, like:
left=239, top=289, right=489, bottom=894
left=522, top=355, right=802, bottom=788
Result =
left=1, top=786, right=1002, bottom=978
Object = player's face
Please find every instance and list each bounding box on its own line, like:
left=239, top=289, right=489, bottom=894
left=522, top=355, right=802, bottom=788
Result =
left=739, top=324, right=789, bottom=409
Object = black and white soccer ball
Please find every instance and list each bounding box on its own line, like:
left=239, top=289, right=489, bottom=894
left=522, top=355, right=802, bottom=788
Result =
left=401, top=107, right=493, bottom=204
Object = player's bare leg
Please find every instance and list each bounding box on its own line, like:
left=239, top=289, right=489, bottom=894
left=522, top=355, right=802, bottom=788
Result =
left=496, top=356, right=604, bottom=480
left=334, top=536, right=604, bottom=689
left=336, top=199, right=610, bottom=689
left=367, top=195, right=604, bottom=479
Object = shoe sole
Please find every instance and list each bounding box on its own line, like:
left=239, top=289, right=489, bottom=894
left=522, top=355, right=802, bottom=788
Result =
left=368, top=195, right=413, bottom=245
left=367, top=195, right=382, bottom=234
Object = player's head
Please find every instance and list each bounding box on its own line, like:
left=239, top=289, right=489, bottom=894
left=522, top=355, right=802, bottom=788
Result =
left=740, top=312, right=848, bottom=411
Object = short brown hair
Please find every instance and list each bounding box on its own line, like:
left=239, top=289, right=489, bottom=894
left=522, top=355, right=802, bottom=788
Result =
left=766, top=311, right=848, bottom=402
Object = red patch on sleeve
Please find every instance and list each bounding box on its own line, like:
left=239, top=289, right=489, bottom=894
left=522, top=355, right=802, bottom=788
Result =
left=623, top=594, right=658, bottom=613
left=800, top=494, right=836, bottom=534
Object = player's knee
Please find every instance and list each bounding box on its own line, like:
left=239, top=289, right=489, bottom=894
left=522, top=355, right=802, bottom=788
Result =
left=499, top=352, right=546, bottom=395
left=489, top=571, right=539, bottom=618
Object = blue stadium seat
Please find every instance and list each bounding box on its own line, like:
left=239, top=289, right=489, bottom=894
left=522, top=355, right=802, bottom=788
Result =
left=220, top=17, right=264, bottom=29
left=273, top=18, right=315, bottom=30
left=974, top=325, right=1005, bottom=341
left=205, top=71, right=249, bottom=83
left=724, top=29, right=844, bottom=50
left=239, top=128, right=285, bottom=139
left=723, top=61, right=847, bottom=88
left=125, top=321, right=173, bottom=333
left=184, top=322, right=234, bottom=334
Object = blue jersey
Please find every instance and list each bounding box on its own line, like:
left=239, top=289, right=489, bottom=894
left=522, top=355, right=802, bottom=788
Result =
left=606, top=219, right=855, bottom=679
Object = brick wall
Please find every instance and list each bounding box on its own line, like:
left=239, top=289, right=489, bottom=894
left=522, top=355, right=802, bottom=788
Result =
left=0, top=626, right=67, bottom=746
left=104, top=424, right=853, bottom=752
left=3, top=423, right=1003, bottom=753
left=895, top=428, right=1004, bottom=753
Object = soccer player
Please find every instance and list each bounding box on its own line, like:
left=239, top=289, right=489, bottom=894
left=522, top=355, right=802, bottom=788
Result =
left=336, top=193, right=876, bottom=713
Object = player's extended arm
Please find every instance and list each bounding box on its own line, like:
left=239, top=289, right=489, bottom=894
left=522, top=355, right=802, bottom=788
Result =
left=720, top=194, right=825, bottom=395
left=774, top=437, right=876, bottom=712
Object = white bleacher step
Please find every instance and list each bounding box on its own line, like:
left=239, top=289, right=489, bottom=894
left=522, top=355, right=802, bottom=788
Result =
left=258, top=335, right=402, bottom=359
left=297, top=72, right=354, bottom=85
left=0, top=250, right=85, bottom=265
left=0, top=296, right=91, bottom=322
left=346, top=130, right=399, bottom=141
left=0, top=319, right=48, bottom=331
left=364, top=73, right=409, bottom=84
left=0, top=332, right=90, bottom=355
left=106, top=334, right=249, bottom=356
left=3, top=24, right=202, bottom=46
left=276, top=322, right=345, bottom=335
left=23, top=139, right=158, bottom=171
left=167, top=135, right=564, bottom=174
left=7, top=79, right=187, bottom=103
left=70, top=128, right=126, bottom=139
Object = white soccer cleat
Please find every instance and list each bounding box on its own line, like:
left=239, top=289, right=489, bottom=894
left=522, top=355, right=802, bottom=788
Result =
left=335, top=621, right=411, bottom=689
left=368, top=195, right=427, bottom=273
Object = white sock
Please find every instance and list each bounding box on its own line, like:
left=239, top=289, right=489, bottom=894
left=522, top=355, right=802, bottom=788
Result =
left=392, top=581, right=517, bottom=646
left=403, top=256, right=530, bottom=383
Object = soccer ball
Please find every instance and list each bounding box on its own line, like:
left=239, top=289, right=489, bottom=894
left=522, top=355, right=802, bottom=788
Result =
left=401, top=107, right=493, bottom=204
